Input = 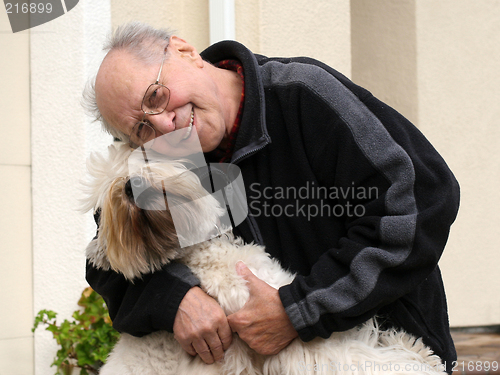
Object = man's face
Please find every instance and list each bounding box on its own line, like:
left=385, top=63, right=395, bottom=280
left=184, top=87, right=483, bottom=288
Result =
left=95, top=38, right=229, bottom=154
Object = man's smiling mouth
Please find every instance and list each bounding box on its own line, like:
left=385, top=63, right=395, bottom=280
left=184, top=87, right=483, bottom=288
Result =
left=181, top=108, right=194, bottom=140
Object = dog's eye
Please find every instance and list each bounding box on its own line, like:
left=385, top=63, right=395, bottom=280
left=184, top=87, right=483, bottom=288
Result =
left=124, top=179, right=134, bottom=199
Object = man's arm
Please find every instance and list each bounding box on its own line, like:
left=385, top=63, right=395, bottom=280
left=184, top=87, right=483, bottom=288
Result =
left=86, top=261, right=232, bottom=363
left=86, top=259, right=196, bottom=335
left=229, top=68, right=459, bottom=355
left=276, top=87, right=460, bottom=342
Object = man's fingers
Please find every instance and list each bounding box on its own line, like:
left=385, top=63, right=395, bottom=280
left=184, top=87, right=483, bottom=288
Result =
left=236, top=262, right=257, bottom=282
left=218, top=323, right=233, bottom=351
left=205, top=333, right=225, bottom=362
left=199, top=328, right=233, bottom=362
left=220, top=332, right=233, bottom=351
left=173, top=287, right=236, bottom=363
left=184, top=343, right=197, bottom=357
left=174, top=333, right=197, bottom=357
left=178, top=333, right=229, bottom=364
left=177, top=325, right=232, bottom=363
left=192, top=339, right=215, bottom=364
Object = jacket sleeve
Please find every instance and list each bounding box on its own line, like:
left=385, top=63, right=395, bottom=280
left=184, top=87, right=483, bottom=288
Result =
left=277, top=70, right=460, bottom=341
left=86, top=212, right=200, bottom=336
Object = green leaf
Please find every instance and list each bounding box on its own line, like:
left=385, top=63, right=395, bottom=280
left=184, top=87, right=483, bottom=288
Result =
left=34, top=287, right=120, bottom=373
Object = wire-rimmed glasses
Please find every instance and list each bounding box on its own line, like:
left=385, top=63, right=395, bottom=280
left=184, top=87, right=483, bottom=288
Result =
left=129, top=46, right=170, bottom=149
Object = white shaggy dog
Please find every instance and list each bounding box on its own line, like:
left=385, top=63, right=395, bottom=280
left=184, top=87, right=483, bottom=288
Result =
left=82, top=143, right=446, bottom=375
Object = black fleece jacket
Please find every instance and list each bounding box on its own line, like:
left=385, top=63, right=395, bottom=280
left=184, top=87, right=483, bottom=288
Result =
left=87, top=40, right=460, bottom=372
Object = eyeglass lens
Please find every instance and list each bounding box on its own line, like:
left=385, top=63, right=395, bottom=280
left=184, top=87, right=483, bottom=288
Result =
left=142, top=84, right=170, bottom=114
left=131, top=122, right=156, bottom=147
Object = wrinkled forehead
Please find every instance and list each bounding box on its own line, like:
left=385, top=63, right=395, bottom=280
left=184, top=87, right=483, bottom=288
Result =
left=95, top=50, right=153, bottom=129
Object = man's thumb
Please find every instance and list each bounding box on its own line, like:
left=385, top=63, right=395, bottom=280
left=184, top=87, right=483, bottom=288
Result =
left=236, top=261, right=257, bottom=283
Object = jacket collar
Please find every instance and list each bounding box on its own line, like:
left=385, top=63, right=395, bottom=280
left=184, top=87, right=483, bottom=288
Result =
left=201, top=41, right=271, bottom=164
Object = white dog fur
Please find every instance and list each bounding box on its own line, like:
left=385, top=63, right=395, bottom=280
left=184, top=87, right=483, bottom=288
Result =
left=82, top=143, right=447, bottom=375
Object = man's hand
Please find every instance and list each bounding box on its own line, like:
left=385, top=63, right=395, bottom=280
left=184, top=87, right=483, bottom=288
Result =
left=173, top=286, right=233, bottom=364
left=227, top=262, right=298, bottom=355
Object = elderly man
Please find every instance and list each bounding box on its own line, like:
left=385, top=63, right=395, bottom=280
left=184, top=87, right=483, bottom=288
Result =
left=86, top=22, right=460, bottom=373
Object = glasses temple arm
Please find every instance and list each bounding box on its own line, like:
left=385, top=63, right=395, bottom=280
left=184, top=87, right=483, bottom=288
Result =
left=155, top=46, right=168, bottom=84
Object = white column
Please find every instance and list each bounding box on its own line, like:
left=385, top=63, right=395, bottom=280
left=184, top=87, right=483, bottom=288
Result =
left=209, top=0, right=235, bottom=45
left=31, top=1, right=112, bottom=373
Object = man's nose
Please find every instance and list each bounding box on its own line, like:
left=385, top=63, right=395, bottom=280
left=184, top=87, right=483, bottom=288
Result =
left=148, top=110, right=176, bottom=134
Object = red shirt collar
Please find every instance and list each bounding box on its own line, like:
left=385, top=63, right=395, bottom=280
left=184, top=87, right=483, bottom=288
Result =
left=212, top=60, right=245, bottom=163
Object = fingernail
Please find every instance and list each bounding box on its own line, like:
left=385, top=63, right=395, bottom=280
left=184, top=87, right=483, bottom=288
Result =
left=235, top=261, right=246, bottom=273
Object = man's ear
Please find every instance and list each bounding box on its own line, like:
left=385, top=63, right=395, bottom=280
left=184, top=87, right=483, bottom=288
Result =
left=168, top=35, right=203, bottom=68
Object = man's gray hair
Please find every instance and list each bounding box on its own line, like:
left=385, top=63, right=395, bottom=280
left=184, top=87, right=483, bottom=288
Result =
left=82, top=22, right=174, bottom=141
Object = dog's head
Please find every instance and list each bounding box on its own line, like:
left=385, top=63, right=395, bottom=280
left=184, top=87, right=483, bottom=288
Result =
left=85, top=144, right=225, bottom=281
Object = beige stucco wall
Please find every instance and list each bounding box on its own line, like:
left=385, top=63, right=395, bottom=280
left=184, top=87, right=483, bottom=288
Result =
left=351, top=0, right=418, bottom=124
left=236, top=0, right=351, bottom=76
left=0, top=9, right=33, bottom=375
left=415, top=0, right=500, bottom=327
left=110, top=0, right=351, bottom=76
left=110, top=0, right=210, bottom=53
left=352, top=0, right=500, bottom=327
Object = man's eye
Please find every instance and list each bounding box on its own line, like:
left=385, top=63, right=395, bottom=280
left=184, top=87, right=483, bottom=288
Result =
left=149, top=89, right=162, bottom=107
left=135, top=122, right=154, bottom=141
left=136, top=123, right=145, bottom=137
left=150, top=88, right=158, bottom=100
left=145, top=86, right=168, bottom=111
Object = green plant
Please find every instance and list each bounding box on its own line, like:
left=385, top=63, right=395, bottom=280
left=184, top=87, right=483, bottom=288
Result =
left=33, top=287, right=120, bottom=375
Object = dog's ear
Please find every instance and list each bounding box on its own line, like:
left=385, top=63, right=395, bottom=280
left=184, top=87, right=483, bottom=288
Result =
left=79, top=143, right=133, bottom=214
left=99, top=177, right=180, bottom=281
